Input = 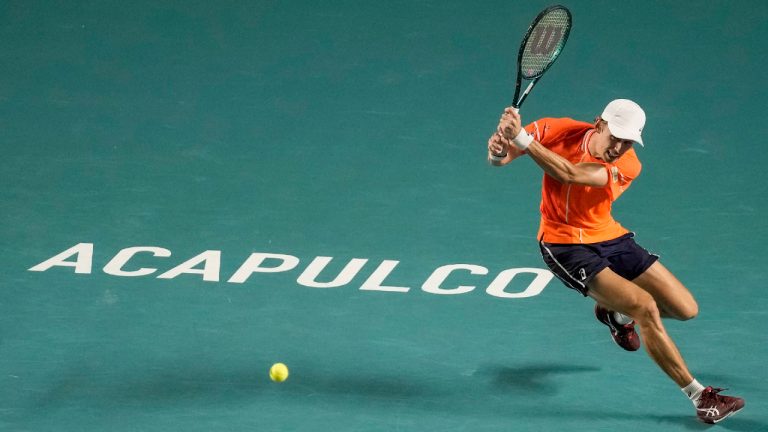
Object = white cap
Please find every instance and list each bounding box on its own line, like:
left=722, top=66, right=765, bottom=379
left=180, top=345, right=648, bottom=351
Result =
left=601, top=99, right=646, bottom=146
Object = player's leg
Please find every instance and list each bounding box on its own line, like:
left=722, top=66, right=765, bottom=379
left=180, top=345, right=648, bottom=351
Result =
left=542, top=239, right=744, bottom=422
left=632, top=261, right=698, bottom=321
left=586, top=267, right=694, bottom=387
left=539, top=238, right=641, bottom=350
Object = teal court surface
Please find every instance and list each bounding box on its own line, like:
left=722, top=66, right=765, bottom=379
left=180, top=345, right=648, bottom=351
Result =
left=2, top=1, right=767, bottom=431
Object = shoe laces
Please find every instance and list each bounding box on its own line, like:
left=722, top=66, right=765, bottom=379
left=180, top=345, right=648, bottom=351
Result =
left=701, top=387, right=728, bottom=403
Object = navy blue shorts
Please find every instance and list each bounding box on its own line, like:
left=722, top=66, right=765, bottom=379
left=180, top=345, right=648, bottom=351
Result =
left=538, top=232, right=659, bottom=296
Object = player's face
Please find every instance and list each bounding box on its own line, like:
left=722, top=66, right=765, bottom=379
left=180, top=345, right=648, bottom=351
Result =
left=594, top=130, right=634, bottom=163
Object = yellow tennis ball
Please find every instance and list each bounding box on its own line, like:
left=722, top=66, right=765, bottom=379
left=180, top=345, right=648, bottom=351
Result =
left=269, top=363, right=289, bottom=382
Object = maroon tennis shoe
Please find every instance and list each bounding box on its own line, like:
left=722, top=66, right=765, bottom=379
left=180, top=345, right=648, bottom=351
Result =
left=696, top=387, right=745, bottom=424
left=594, top=305, right=640, bottom=351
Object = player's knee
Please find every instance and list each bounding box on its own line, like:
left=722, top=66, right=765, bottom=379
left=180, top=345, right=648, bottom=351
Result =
left=677, top=301, right=699, bottom=321
left=633, top=295, right=662, bottom=325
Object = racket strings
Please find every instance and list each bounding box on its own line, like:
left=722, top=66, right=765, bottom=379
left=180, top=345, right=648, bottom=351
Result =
left=521, top=9, right=571, bottom=79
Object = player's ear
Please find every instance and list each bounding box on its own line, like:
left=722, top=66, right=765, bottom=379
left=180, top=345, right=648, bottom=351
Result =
left=594, top=117, right=604, bottom=131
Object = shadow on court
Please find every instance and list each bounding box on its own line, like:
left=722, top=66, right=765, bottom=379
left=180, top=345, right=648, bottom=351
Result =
left=479, top=363, right=601, bottom=395
left=19, top=361, right=763, bottom=431
left=28, top=361, right=601, bottom=406
left=26, top=363, right=425, bottom=409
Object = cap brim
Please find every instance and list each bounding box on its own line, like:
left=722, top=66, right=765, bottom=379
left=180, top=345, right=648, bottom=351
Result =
left=607, top=123, right=644, bottom=146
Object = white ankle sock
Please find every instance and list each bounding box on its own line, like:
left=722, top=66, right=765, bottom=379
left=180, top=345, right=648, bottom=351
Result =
left=612, top=311, right=633, bottom=325
left=681, top=379, right=705, bottom=405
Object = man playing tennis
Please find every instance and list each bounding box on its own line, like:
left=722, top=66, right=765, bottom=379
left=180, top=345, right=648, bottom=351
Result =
left=487, top=99, right=744, bottom=424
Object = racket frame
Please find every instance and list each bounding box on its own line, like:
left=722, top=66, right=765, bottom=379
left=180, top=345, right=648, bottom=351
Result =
left=512, top=5, right=572, bottom=109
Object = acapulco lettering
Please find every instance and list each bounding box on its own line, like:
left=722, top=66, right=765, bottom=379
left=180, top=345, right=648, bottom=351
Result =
left=27, top=243, right=555, bottom=299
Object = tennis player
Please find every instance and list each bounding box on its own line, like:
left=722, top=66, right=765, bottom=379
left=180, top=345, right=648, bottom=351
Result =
left=487, top=99, right=744, bottom=424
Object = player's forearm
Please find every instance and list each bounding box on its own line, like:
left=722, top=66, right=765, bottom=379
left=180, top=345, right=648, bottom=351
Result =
left=525, top=141, right=578, bottom=182
left=526, top=141, right=608, bottom=186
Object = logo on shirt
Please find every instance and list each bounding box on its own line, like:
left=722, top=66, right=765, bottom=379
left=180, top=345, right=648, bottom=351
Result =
left=610, top=166, right=619, bottom=183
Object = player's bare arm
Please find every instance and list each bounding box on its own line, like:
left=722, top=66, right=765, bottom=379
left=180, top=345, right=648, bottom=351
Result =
left=497, top=107, right=608, bottom=186
left=527, top=144, right=608, bottom=186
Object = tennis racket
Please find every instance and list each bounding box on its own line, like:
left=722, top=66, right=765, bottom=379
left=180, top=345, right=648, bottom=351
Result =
left=512, top=5, right=572, bottom=111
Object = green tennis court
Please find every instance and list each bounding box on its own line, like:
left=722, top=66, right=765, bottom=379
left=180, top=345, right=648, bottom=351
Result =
left=2, top=1, right=767, bottom=430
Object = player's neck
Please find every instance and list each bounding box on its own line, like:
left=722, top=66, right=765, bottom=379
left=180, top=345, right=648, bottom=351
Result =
left=586, top=129, right=600, bottom=159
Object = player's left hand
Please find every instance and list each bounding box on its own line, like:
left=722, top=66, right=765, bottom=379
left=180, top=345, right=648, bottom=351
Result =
left=488, top=131, right=508, bottom=156
left=497, top=107, right=523, bottom=140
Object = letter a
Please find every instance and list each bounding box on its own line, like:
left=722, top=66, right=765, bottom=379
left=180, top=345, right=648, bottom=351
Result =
left=28, top=243, right=94, bottom=274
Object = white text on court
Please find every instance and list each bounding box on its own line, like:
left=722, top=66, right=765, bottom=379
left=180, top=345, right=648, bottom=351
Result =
left=28, top=243, right=554, bottom=299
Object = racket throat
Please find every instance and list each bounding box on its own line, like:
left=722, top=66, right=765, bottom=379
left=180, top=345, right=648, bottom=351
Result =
left=515, top=80, right=537, bottom=108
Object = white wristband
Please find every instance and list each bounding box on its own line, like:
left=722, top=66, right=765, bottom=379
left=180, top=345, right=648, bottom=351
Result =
left=489, top=152, right=507, bottom=162
left=512, top=129, right=533, bottom=150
